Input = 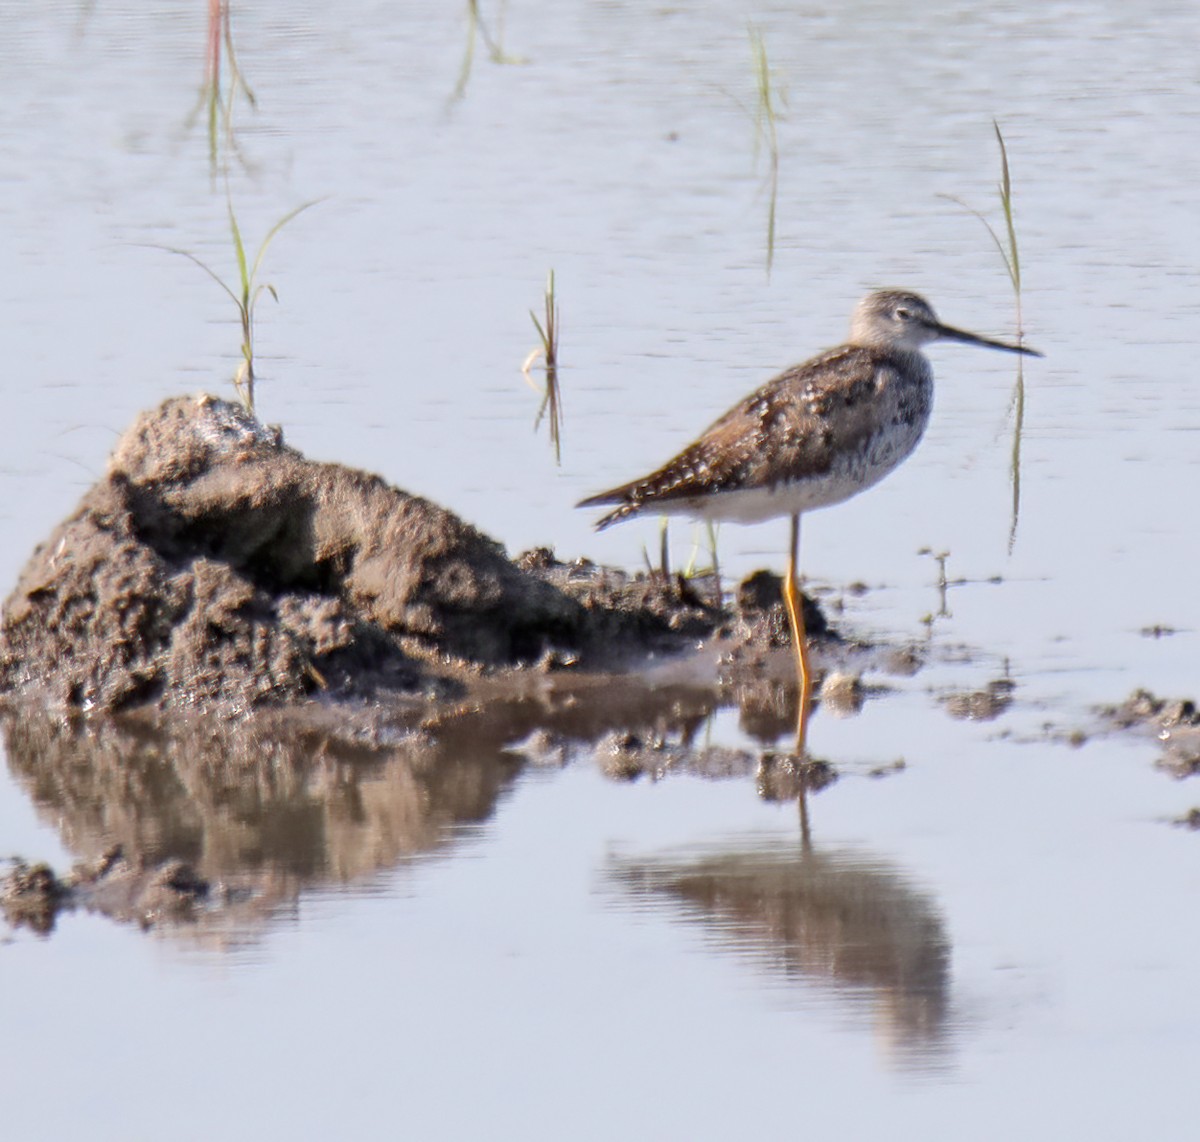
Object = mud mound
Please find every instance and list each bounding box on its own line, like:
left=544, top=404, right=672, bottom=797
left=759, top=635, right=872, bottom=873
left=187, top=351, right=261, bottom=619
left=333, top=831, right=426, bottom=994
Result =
left=0, top=396, right=600, bottom=712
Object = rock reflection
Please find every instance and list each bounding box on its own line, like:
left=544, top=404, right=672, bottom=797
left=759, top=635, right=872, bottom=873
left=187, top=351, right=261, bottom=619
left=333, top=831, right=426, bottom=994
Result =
left=0, top=677, right=727, bottom=940
left=1, top=705, right=524, bottom=939
left=608, top=832, right=952, bottom=1068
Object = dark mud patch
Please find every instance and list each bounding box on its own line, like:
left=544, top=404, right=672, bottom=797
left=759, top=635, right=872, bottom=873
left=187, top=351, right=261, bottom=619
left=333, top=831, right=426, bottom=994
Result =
left=591, top=727, right=835, bottom=796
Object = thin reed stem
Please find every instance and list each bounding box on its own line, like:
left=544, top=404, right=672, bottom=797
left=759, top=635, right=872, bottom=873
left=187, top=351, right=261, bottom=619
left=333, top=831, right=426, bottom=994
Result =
left=748, top=24, right=782, bottom=278
left=523, top=271, right=563, bottom=464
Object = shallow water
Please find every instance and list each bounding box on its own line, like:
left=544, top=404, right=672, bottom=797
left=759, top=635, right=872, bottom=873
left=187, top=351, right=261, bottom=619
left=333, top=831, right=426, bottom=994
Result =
left=2, top=2, right=1199, bottom=1139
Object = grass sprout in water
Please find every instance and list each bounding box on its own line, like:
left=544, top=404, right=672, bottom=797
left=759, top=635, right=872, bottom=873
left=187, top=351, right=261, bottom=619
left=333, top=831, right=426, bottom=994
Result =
left=917, top=546, right=953, bottom=622
left=943, top=121, right=1029, bottom=552
left=160, top=197, right=319, bottom=416
left=748, top=23, right=785, bottom=278
left=522, top=270, right=562, bottom=464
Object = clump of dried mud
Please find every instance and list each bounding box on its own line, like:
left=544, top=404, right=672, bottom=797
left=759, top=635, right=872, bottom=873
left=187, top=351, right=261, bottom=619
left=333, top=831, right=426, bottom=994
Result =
left=0, top=395, right=769, bottom=716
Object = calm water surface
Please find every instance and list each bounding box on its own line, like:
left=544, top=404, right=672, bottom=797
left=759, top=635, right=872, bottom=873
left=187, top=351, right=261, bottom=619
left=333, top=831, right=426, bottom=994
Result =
left=1, top=2, right=1198, bottom=1139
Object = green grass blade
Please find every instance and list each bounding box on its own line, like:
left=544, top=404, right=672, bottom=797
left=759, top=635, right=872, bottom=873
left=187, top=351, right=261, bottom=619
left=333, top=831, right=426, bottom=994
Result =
left=749, top=25, right=767, bottom=154
left=151, top=243, right=241, bottom=308
left=994, top=121, right=1021, bottom=295
left=942, top=124, right=1030, bottom=552
left=530, top=311, right=548, bottom=344
left=747, top=23, right=781, bottom=278
left=227, top=200, right=250, bottom=296
left=248, top=199, right=323, bottom=284
left=939, top=193, right=1015, bottom=291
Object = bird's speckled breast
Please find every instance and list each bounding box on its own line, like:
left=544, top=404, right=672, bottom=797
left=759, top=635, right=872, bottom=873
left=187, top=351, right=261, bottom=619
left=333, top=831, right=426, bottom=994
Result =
left=668, top=353, right=934, bottom=525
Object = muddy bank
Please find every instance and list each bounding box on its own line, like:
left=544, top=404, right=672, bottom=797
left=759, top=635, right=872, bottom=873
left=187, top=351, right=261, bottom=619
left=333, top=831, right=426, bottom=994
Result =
left=0, top=395, right=814, bottom=715
left=0, top=608, right=910, bottom=938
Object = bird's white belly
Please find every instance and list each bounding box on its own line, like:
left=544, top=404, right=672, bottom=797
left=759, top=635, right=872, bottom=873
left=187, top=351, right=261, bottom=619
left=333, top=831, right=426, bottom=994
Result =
left=665, top=429, right=923, bottom=525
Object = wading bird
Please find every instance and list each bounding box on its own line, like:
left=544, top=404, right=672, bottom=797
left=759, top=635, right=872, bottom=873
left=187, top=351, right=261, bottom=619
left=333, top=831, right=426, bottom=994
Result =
left=579, top=289, right=1041, bottom=751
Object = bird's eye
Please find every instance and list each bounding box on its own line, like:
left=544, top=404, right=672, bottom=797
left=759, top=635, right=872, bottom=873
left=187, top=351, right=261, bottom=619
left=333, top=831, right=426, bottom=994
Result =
left=895, top=307, right=912, bottom=321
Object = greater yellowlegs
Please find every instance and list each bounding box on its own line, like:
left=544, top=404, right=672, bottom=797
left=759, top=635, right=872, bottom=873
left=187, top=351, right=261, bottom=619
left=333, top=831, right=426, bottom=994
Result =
left=579, top=289, right=1041, bottom=750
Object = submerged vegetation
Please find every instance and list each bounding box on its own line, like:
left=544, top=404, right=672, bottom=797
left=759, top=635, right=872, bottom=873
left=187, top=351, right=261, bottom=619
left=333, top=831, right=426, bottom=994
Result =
left=522, top=270, right=563, bottom=464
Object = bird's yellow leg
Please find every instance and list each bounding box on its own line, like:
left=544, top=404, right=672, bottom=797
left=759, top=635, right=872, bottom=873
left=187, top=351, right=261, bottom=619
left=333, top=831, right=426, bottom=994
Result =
left=783, top=514, right=813, bottom=754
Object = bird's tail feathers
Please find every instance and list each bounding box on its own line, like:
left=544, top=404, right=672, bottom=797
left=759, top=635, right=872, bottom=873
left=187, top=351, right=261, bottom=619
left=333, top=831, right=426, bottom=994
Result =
left=576, top=493, right=641, bottom=532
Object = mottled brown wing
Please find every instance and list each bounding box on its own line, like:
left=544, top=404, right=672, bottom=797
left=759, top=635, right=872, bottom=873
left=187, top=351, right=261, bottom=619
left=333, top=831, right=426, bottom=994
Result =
left=580, top=346, right=884, bottom=528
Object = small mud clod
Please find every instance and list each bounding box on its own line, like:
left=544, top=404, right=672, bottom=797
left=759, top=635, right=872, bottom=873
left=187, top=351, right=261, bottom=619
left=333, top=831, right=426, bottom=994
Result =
left=756, top=753, right=837, bottom=802
left=820, top=671, right=864, bottom=717
left=1, top=861, right=67, bottom=934
left=942, top=679, right=1015, bottom=722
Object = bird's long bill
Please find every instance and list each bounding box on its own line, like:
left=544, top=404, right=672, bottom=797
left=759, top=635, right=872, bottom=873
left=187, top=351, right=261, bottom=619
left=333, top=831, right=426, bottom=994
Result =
left=933, top=321, right=1043, bottom=357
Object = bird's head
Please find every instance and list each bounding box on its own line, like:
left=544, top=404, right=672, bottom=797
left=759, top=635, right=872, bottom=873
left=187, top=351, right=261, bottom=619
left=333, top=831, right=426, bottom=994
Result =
left=850, top=289, right=1041, bottom=357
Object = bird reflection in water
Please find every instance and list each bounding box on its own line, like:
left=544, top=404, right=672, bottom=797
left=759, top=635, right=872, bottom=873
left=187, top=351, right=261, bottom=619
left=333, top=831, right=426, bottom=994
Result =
left=607, top=785, right=953, bottom=1068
